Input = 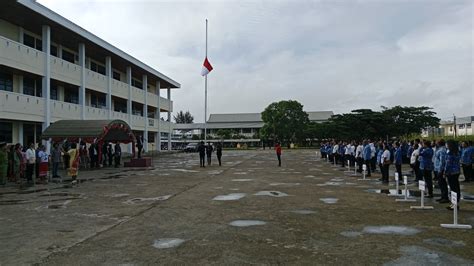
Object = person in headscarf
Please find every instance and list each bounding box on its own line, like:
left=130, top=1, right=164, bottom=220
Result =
left=68, top=143, right=80, bottom=186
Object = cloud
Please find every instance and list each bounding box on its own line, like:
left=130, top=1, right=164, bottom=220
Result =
left=38, top=0, right=473, bottom=121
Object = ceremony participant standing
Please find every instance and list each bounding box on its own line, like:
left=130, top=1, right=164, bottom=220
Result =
left=394, top=142, right=402, bottom=181
left=216, top=142, right=222, bottom=166
left=25, top=143, right=35, bottom=184
left=356, top=141, right=363, bottom=173
left=445, top=140, right=461, bottom=210
left=206, top=142, right=213, bottom=166
left=363, top=141, right=372, bottom=177
left=38, top=145, right=49, bottom=184
left=420, top=140, right=434, bottom=198
left=275, top=142, right=282, bottom=167
left=0, top=142, right=7, bottom=186
left=68, top=143, right=80, bottom=186
left=460, top=141, right=473, bottom=182
left=114, top=142, right=121, bottom=168
left=136, top=135, right=144, bottom=159
left=51, top=143, right=62, bottom=179
left=434, top=139, right=449, bottom=203
left=198, top=141, right=206, bottom=168
left=381, top=144, right=391, bottom=183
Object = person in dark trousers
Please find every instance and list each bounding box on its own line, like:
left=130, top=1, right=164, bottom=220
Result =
left=136, top=135, right=144, bottom=159
left=394, top=142, right=402, bottom=181
left=460, top=141, right=473, bottom=182
left=35, top=143, right=41, bottom=180
left=102, top=142, right=109, bottom=166
left=114, top=142, right=121, bottom=168
left=206, top=142, right=213, bottom=166
left=275, top=142, right=282, bottom=167
left=445, top=140, right=461, bottom=210
left=434, top=139, right=449, bottom=203
left=62, top=141, right=70, bottom=169
left=216, top=142, right=222, bottom=166
left=89, top=141, right=98, bottom=168
left=107, top=143, right=113, bottom=166
left=198, top=141, right=206, bottom=167
left=51, top=143, right=61, bottom=178
left=420, top=140, right=434, bottom=198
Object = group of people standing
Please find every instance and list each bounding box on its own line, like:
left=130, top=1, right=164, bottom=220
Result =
left=197, top=141, right=222, bottom=167
left=0, top=139, right=124, bottom=187
left=320, top=139, right=473, bottom=210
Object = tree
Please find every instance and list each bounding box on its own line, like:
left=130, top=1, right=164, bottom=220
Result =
left=261, top=100, right=309, bottom=145
left=174, top=111, right=194, bottom=124
left=381, top=106, right=440, bottom=139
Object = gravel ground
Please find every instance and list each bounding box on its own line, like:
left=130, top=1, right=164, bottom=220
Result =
left=0, top=149, right=473, bottom=265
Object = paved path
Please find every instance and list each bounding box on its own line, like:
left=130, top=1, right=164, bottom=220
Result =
left=0, top=150, right=473, bottom=265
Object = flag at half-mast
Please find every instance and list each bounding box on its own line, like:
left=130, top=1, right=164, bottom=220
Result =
left=201, top=57, right=213, bottom=76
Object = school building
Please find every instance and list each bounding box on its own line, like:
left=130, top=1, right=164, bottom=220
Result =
left=0, top=0, right=179, bottom=151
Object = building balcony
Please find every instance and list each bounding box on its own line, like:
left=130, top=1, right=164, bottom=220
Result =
left=0, top=35, right=173, bottom=112
left=0, top=35, right=44, bottom=76
left=0, top=90, right=45, bottom=122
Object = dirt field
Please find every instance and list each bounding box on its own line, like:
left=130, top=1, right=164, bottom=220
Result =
left=0, top=149, right=473, bottom=265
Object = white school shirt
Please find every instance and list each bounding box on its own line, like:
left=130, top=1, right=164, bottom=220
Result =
left=410, top=149, right=419, bottom=165
left=370, top=143, right=376, bottom=157
left=38, top=151, right=49, bottom=163
left=26, top=148, right=36, bottom=164
left=356, top=145, right=363, bottom=158
left=332, top=144, right=339, bottom=154
left=344, top=145, right=352, bottom=155
left=382, top=150, right=391, bottom=163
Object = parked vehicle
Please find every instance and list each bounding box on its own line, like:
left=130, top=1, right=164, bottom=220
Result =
left=184, top=143, right=198, bottom=152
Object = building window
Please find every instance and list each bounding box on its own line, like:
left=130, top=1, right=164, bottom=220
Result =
left=64, top=88, right=78, bottom=104
left=50, top=45, right=58, bottom=57
left=467, top=123, right=472, bottom=129
left=242, top=128, right=252, bottom=134
left=132, top=79, right=143, bottom=89
left=0, top=122, right=13, bottom=143
left=449, top=126, right=453, bottom=132
left=459, top=124, right=465, bottom=129
left=90, top=61, right=106, bottom=75
left=114, top=101, right=127, bottom=113
left=0, top=73, right=13, bottom=92
left=62, top=49, right=75, bottom=63
left=113, top=71, right=121, bottom=81
left=23, top=77, right=42, bottom=97
left=50, top=84, right=58, bottom=100
left=90, top=94, right=106, bottom=108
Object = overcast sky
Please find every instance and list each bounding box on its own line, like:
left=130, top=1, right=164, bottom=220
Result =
left=38, top=0, right=473, bottom=122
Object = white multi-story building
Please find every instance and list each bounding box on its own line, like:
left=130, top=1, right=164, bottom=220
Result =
left=0, top=0, right=179, bottom=151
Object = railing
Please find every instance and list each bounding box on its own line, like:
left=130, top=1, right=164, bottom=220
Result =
left=0, top=35, right=44, bottom=76
left=85, top=70, right=107, bottom=94
left=51, top=100, right=81, bottom=120
left=0, top=90, right=44, bottom=122
left=50, top=56, right=81, bottom=86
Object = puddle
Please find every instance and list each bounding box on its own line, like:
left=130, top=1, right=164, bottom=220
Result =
left=109, top=193, right=130, bottom=198
left=463, top=194, right=474, bottom=202
left=269, top=183, right=300, bottom=187
left=366, top=189, right=404, bottom=196
left=213, top=193, right=246, bottom=201
left=330, top=178, right=345, bottom=182
left=231, top=179, right=253, bottom=182
left=317, top=182, right=342, bottom=186
left=123, top=195, right=172, bottom=204
left=340, top=231, right=362, bottom=238
left=101, top=174, right=126, bottom=180
left=233, top=172, right=248, bottom=175
left=304, top=175, right=315, bottom=178
left=170, top=169, right=199, bottom=173
left=320, top=198, right=338, bottom=204
left=229, top=188, right=240, bottom=191
left=213, top=187, right=223, bottom=189
left=254, top=191, right=288, bottom=197
left=208, top=170, right=223, bottom=175
left=291, top=210, right=316, bottom=215
left=153, top=238, right=185, bottom=249
left=423, top=238, right=465, bottom=247
left=229, top=220, right=266, bottom=227
left=385, top=246, right=473, bottom=265
left=363, top=226, right=420, bottom=235
left=39, top=192, right=82, bottom=197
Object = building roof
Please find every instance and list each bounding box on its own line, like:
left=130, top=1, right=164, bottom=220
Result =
left=456, top=116, right=474, bottom=124
left=207, top=111, right=334, bottom=123
left=6, top=0, right=179, bottom=89
left=42, top=119, right=135, bottom=142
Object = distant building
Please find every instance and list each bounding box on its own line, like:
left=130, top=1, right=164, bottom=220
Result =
left=174, top=111, right=334, bottom=141
left=422, top=116, right=473, bottom=137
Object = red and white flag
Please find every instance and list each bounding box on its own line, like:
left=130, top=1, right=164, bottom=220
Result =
left=201, top=57, right=213, bottom=76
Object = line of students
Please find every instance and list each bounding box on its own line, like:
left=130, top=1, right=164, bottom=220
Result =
left=321, top=138, right=473, bottom=210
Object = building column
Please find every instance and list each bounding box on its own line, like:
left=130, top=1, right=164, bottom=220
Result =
left=156, top=81, right=161, bottom=151
left=142, top=75, right=148, bottom=152
left=42, top=25, right=51, bottom=151
left=78, top=43, right=86, bottom=119
left=19, top=27, right=24, bottom=43
left=105, top=56, right=112, bottom=119
left=18, top=75, right=23, bottom=94
left=18, top=122, right=23, bottom=145
left=126, top=66, right=132, bottom=153
left=167, top=87, right=171, bottom=151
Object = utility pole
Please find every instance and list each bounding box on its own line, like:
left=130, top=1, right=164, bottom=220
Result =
left=453, top=114, right=457, bottom=138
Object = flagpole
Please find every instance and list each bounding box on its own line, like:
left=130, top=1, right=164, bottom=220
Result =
left=204, top=19, right=208, bottom=142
